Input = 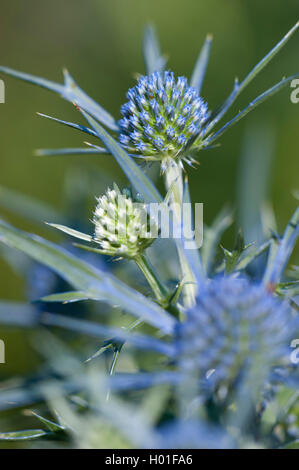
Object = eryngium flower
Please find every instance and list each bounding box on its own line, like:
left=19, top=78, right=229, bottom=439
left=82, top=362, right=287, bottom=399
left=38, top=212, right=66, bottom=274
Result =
left=93, top=185, right=157, bottom=258
left=119, top=71, right=209, bottom=168
left=175, top=276, right=294, bottom=392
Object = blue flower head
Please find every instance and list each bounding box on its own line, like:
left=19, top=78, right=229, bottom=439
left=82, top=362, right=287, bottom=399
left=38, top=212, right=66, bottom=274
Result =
left=175, top=276, right=296, bottom=392
left=119, top=71, right=209, bottom=168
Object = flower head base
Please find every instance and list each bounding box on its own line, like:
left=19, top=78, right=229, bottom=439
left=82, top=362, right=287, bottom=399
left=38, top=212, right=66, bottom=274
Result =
left=93, top=185, right=157, bottom=259
left=175, top=276, right=294, bottom=393
left=119, top=71, right=209, bottom=169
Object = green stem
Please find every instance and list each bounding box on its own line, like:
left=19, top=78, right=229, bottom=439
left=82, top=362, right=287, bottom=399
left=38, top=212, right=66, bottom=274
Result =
left=135, top=253, right=168, bottom=303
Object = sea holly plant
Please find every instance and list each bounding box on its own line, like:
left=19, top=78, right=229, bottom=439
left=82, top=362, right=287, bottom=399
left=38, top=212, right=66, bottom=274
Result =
left=1, top=22, right=299, bottom=307
left=0, top=25, right=298, bottom=449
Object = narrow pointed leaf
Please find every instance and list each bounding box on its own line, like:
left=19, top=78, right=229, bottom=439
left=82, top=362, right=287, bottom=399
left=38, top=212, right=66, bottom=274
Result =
left=205, top=22, right=299, bottom=131
left=47, top=223, right=93, bottom=242
left=143, top=25, right=166, bottom=75
left=0, top=372, right=180, bottom=411
left=237, top=122, right=274, bottom=250
left=29, top=411, right=65, bottom=432
left=36, top=147, right=107, bottom=157
left=235, top=240, right=270, bottom=271
left=80, top=109, right=163, bottom=204
left=62, top=68, right=119, bottom=130
left=0, top=66, right=118, bottom=130
left=240, top=22, right=299, bottom=95
left=190, top=34, right=213, bottom=94
left=0, top=378, right=82, bottom=411
left=0, top=301, right=38, bottom=327
left=38, top=291, right=90, bottom=304
left=110, top=371, right=180, bottom=391
left=0, top=430, right=50, bottom=441
left=37, top=112, right=98, bottom=138
left=41, top=313, right=175, bottom=356
left=0, top=220, right=175, bottom=333
left=207, top=74, right=299, bottom=145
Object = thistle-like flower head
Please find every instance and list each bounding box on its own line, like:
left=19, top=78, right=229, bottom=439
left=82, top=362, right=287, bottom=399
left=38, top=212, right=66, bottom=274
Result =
left=93, top=185, right=157, bottom=258
left=175, top=276, right=295, bottom=392
left=119, top=71, right=209, bottom=168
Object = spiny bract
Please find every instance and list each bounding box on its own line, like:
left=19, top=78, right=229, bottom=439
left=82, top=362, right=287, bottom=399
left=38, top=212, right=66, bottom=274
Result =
left=119, top=71, right=209, bottom=168
left=175, top=276, right=295, bottom=392
left=93, top=185, right=157, bottom=258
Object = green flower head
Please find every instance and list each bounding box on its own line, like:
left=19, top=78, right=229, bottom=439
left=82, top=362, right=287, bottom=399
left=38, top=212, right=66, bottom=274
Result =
left=93, top=185, right=157, bottom=258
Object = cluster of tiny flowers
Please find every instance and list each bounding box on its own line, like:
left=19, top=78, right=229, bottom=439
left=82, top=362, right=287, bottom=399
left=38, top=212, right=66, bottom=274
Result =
left=119, top=71, right=209, bottom=168
left=93, top=185, right=157, bottom=258
left=175, top=276, right=295, bottom=393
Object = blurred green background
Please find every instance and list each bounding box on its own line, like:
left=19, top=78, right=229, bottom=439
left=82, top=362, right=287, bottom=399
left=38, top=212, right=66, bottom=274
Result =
left=0, top=0, right=298, bottom=378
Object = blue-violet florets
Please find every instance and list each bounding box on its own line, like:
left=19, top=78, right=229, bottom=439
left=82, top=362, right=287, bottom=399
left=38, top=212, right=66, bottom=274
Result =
left=175, top=276, right=295, bottom=392
left=119, top=71, right=209, bottom=167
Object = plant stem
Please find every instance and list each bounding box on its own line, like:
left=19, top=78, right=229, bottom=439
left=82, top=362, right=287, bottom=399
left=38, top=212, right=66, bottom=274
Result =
left=135, top=253, right=168, bottom=303
left=164, top=160, right=196, bottom=307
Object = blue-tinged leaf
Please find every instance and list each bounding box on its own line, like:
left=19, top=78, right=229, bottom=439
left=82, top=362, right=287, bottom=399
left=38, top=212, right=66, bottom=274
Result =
left=205, top=22, right=299, bottom=132
left=0, top=66, right=64, bottom=93
left=109, top=371, right=180, bottom=391
left=207, top=74, right=299, bottom=145
left=0, top=219, right=175, bottom=333
left=36, top=147, right=107, bottom=157
left=237, top=121, right=274, bottom=247
left=143, top=25, right=166, bottom=75
left=62, top=68, right=119, bottom=131
left=190, top=34, right=213, bottom=94
left=204, top=78, right=239, bottom=133
left=0, top=301, right=38, bottom=327
left=264, top=206, right=299, bottom=285
left=0, top=372, right=179, bottom=411
left=37, top=112, right=98, bottom=138
left=0, top=185, right=66, bottom=225
left=41, top=313, right=175, bottom=357
left=0, top=379, right=81, bottom=411
left=29, top=411, right=65, bottom=432
left=235, top=240, right=270, bottom=271
left=80, top=109, right=163, bottom=204
left=46, top=223, right=93, bottom=242
left=0, top=66, right=118, bottom=131
left=38, top=291, right=90, bottom=304
left=238, top=22, right=299, bottom=96
left=0, top=430, right=50, bottom=441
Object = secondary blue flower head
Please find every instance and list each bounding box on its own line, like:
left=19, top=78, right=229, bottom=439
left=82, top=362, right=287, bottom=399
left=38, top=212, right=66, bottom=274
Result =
left=175, top=276, right=295, bottom=392
left=119, top=71, right=209, bottom=168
